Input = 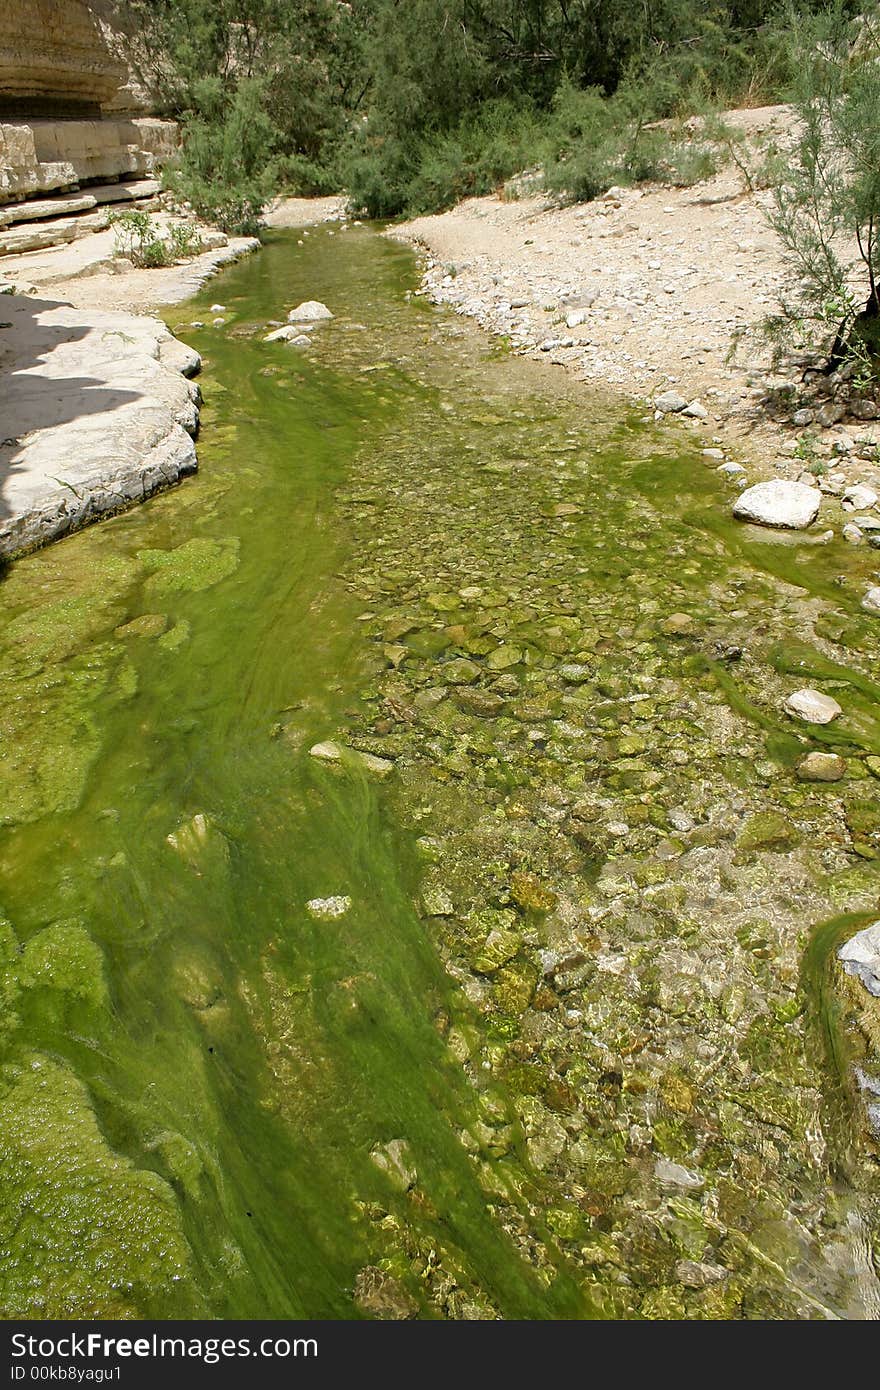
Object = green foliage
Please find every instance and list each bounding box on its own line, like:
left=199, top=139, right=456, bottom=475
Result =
left=165, top=80, right=280, bottom=234
left=763, top=6, right=880, bottom=377
left=113, top=0, right=869, bottom=224
left=345, top=99, right=553, bottom=218
left=109, top=209, right=202, bottom=268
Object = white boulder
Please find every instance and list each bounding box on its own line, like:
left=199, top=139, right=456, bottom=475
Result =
left=654, top=390, right=688, bottom=414
left=733, top=479, right=821, bottom=530
left=288, top=300, right=333, bottom=323
left=862, top=586, right=880, bottom=615
left=784, top=688, right=842, bottom=724
left=842, top=484, right=878, bottom=512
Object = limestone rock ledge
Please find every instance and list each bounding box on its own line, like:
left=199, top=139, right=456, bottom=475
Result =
left=0, top=117, right=177, bottom=203
left=0, top=0, right=126, bottom=110
left=0, top=294, right=202, bottom=559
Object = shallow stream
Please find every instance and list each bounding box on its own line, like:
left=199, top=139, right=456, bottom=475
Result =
left=1, top=226, right=879, bottom=1318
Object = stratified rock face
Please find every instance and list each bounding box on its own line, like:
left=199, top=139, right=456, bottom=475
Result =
left=0, top=116, right=177, bottom=202
left=0, top=0, right=125, bottom=112
left=0, top=2, right=175, bottom=204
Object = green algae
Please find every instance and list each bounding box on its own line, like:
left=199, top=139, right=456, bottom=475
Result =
left=0, top=1056, right=198, bottom=1318
left=18, top=920, right=107, bottom=1011
left=0, top=226, right=879, bottom=1319
left=139, top=537, right=240, bottom=599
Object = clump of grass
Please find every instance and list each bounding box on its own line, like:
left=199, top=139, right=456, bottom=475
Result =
left=110, top=210, right=203, bottom=269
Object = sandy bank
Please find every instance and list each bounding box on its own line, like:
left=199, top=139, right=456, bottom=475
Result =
left=390, top=107, right=880, bottom=514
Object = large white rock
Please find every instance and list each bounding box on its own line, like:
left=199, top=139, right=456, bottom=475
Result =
left=784, top=688, right=842, bottom=724
left=733, top=479, right=821, bottom=530
left=838, top=922, right=880, bottom=997
left=0, top=293, right=200, bottom=559
left=287, top=300, right=333, bottom=323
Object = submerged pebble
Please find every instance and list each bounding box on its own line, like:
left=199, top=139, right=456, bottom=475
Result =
left=306, top=896, right=352, bottom=920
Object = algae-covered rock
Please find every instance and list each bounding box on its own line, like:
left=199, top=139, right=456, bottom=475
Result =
left=0, top=1056, right=196, bottom=1317
left=19, top=921, right=107, bottom=1012
left=486, top=644, right=523, bottom=671
left=845, top=800, right=880, bottom=842
left=370, top=1138, right=416, bottom=1191
left=354, top=1265, right=418, bottom=1319
left=493, top=960, right=538, bottom=1013
left=509, top=870, right=557, bottom=913
left=441, top=658, right=480, bottom=685
left=472, top=928, right=520, bottom=974
left=308, top=741, right=394, bottom=778
left=140, top=537, right=240, bottom=599
left=421, top=887, right=454, bottom=917
left=0, top=667, right=105, bottom=827
left=166, top=812, right=229, bottom=867
left=796, top=751, right=846, bottom=782
left=114, top=613, right=167, bottom=641
left=736, top=811, right=799, bottom=855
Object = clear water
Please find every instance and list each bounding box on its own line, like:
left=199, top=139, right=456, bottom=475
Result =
left=1, top=226, right=879, bottom=1319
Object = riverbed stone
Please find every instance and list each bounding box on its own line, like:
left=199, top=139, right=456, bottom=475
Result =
left=654, top=390, right=687, bottom=414
left=842, top=484, right=878, bottom=512
left=733, top=480, right=821, bottom=530
left=509, top=870, right=557, bottom=912
left=114, top=612, right=167, bottom=640
left=736, top=810, right=799, bottom=854
left=784, top=688, right=842, bottom=724
left=861, top=587, right=880, bottom=615
left=661, top=612, right=696, bottom=636
left=287, top=300, right=333, bottom=323
left=441, top=657, right=480, bottom=684
left=675, top=1259, right=728, bottom=1289
left=354, top=1266, right=418, bottom=1320
left=308, top=740, right=393, bottom=777
left=654, top=1158, right=705, bottom=1190
left=370, top=1138, right=416, bottom=1191
left=486, top=644, right=522, bottom=671
left=838, top=922, right=880, bottom=997
left=471, top=920, right=520, bottom=974
left=309, top=740, right=343, bottom=762
left=796, top=751, right=847, bottom=782
left=306, top=895, right=351, bottom=920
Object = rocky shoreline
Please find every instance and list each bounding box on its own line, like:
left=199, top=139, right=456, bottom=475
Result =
left=0, top=295, right=205, bottom=560
left=0, top=197, right=349, bottom=563
left=0, top=237, right=262, bottom=562
left=390, top=121, right=880, bottom=539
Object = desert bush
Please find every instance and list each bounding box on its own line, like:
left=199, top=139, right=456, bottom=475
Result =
left=164, top=80, right=280, bottom=235
left=109, top=210, right=202, bottom=268
left=763, top=6, right=880, bottom=378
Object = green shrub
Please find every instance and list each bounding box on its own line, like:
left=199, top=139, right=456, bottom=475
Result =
left=165, top=79, right=280, bottom=235
left=763, top=5, right=880, bottom=378
left=109, top=210, right=202, bottom=268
